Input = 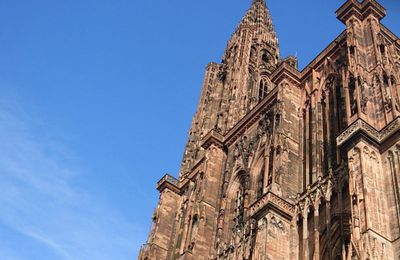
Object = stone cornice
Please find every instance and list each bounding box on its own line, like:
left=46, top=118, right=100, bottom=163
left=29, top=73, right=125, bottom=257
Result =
left=157, top=174, right=180, bottom=194
left=201, top=130, right=224, bottom=149
left=337, top=117, right=400, bottom=149
left=336, top=0, right=386, bottom=24
left=249, top=191, right=295, bottom=221
left=271, top=62, right=301, bottom=86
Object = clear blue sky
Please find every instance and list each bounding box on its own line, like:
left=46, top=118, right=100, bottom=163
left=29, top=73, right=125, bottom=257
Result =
left=0, top=0, right=398, bottom=259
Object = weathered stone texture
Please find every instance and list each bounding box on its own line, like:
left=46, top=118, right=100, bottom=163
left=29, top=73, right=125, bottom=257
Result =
left=139, top=0, right=400, bottom=259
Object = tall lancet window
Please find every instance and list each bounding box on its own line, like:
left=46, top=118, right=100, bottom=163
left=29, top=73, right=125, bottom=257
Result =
left=187, top=214, right=199, bottom=250
left=233, top=176, right=246, bottom=232
left=380, top=44, right=386, bottom=63
left=261, top=50, right=272, bottom=64
left=257, top=164, right=265, bottom=199
left=259, top=78, right=269, bottom=100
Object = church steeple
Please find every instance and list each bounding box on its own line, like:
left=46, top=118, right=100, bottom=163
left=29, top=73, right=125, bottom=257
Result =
left=239, top=0, right=279, bottom=50
left=216, top=0, right=280, bottom=129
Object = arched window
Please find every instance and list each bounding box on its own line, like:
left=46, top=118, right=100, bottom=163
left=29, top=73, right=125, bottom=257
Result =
left=380, top=44, right=386, bottom=63
left=233, top=178, right=246, bottom=232
left=257, top=164, right=265, bottom=199
left=261, top=50, right=272, bottom=64
left=186, top=214, right=199, bottom=251
left=349, top=45, right=356, bottom=62
left=259, top=78, right=269, bottom=100
left=234, top=186, right=245, bottom=228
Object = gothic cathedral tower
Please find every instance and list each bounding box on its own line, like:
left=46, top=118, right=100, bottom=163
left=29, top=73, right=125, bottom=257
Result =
left=139, top=0, right=400, bottom=259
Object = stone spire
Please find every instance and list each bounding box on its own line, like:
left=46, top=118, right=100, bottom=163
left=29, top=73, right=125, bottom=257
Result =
left=239, top=0, right=279, bottom=49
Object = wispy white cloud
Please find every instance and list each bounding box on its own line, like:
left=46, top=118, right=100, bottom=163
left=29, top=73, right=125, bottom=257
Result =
left=0, top=96, right=142, bottom=259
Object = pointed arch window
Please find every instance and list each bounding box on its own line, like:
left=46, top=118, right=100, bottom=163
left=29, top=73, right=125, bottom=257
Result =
left=233, top=175, right=247, bottom=232
left=380, top=44, right=386, bottom=63
left=187, top=214, right=199, bottom=250
left=234, top=186, right=245, bottom=229
left=257, top=164, right=265, bottom=199
left=259, top=77, right=269, bottom=100
left=261, top=50, right=272, bottom=64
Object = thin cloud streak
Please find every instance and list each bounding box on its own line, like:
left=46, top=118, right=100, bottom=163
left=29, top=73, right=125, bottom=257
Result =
left=0, top=96, right=141, bottom=259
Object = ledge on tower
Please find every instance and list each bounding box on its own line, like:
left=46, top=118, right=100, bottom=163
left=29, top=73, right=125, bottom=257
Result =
left=201, top=129, right=224, bottom=149
left=249, top=191, right=295, bottom=221
left=336, top=0, right=386, bottom=24
left=156, top=174, right=180, bottom=193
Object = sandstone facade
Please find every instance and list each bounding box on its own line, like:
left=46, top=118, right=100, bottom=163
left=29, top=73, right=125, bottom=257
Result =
left=139, top=0, right=400, bottom=259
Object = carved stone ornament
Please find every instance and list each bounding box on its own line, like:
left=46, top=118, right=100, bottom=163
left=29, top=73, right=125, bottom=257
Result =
left=259, top=110, right=274, bottom=137
left=269, top=216, right=284, bottom=231
left=236, top=134, right=259, bottom=167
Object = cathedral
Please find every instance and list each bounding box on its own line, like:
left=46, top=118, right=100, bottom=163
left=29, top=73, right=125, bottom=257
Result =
left=139, top=0, right=400, bottom=259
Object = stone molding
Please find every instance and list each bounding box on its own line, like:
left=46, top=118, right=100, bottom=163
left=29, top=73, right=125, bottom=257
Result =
left=156, top=174, right=180, bottom=194
left=337, top=117, right=400, bottom=148
left=201, top=130, right=224, bottom=150
left=249, top=191, right=295, bottom=221
left=336, top=0, right=386, bottom=24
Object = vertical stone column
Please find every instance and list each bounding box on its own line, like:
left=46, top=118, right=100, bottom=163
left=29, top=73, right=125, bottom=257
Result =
left=290, top=219, right=300, bottom=260
left=193, top=130, right=226, bottom=259
left=140, top=175, right=181, bottom=260
left=302, top=208, right=309, bottom=260
left=326, top=200, right=332, bottom=260
left=305, top=104, right=311, bottom=186
left=180, top=215, right=190, bottom=255
left=314, top=206, right=320, bottom=259
left=263, top=149, right=269, bottom=192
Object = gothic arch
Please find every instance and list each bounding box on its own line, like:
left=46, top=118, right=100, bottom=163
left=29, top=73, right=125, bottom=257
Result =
left=248, top=146, right=266, bottom=202
left=319, top=188, right=351, bottom=260
left=226, top=169, right=248, bottom=199
left=261, top=49, right=272, bottom=64
left=258, top=77, right=270, bottom=100
left=223, top=169, right=249, bottom=241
